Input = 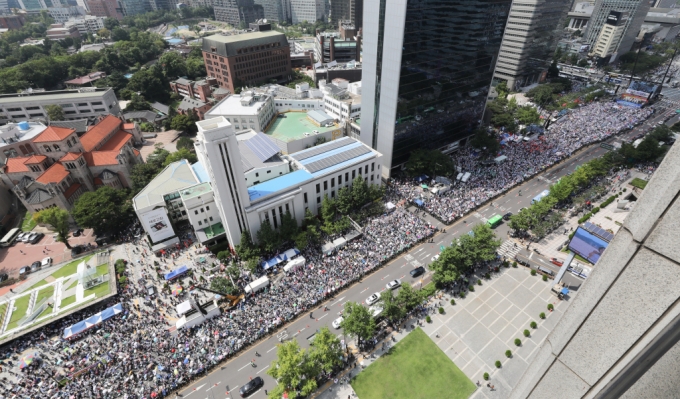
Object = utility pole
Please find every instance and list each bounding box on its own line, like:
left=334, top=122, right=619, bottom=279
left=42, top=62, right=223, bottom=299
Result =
left=628, top=40, right=643, bottom=87
left=657, top=45, right=679, bottom=97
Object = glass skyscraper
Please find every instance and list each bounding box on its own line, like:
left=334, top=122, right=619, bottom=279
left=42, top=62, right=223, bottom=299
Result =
left=361, top=0, right=513, bottom=176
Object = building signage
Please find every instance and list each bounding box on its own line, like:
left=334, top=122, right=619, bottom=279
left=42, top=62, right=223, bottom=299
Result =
left=141, top=208, right=175, bottom=243
left=606, top=11, right=629, bottom=27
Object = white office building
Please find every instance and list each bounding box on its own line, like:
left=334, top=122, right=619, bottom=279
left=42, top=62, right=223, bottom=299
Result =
left=194, top=116, right=382, bottom=247
left=583, top=0, right=651, bottom=61
left=204, top=91, right=278, bottom=133
left=0, top=88, right=121, bottom=123
left=65, top=15, right=106, bottom=35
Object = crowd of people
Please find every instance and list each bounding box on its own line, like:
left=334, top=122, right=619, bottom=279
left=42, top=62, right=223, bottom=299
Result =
left=394, top=101, right=653, bottom=223
left=0, top=207, right=434, bottom=399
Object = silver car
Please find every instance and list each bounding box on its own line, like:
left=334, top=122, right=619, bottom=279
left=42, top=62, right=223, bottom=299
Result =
left=386, top=279, right=401, bottom=290
left=365, top=293, right=380, bottom=306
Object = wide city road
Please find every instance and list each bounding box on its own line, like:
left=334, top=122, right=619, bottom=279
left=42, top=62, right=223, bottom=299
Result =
left=177, top=103, right=673, bottom=399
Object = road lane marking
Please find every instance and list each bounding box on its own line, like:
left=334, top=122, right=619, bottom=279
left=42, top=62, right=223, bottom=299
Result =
left=330, top=297, right=345, bottom=306
left=360, top=287, right=368, bottom=293
left=238, top=364, right=250, bottom=371
left=257, top=365, right=270, bottom=374
left=267, top=346, right=277, bottom=353
left=318, top=313, right=328, bottom=320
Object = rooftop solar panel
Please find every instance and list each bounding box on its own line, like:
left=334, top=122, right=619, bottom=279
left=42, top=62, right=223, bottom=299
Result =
left=245, top=133, right=281, bottom=162
left=292, top=137, right=354, bottom=161
left=583, top=221, right=614, bottom=242
left=304, top=146, right=372, bottom=173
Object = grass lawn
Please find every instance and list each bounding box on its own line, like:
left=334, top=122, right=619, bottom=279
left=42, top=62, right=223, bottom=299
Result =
left=630, top=178, right=648, bottom=190
left=5, top=294, right=31, bottom=331
left=94, top=264, right=109, bottom=277
left=352, top=328, right=476, bottom=399
left=20, top=209, right=36, bottom=231
left=560, top=247, right=591, bottom=264
left=36, top=286, right=55, bottom=305
left=37, top=305, right=54, bottom=319
left=67, top=280, right=78, bottom=290
left=30, top=279, right=48, bottom=289
left=84, top=281, right=110, bottom=298
left=60, top=295, right=76, bottom=308
left=50, top=255, right=94, bottom=279
left=0, top=303, right=6, bottom=325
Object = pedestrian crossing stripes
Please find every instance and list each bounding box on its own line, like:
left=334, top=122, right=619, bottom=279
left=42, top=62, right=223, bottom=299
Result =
left=497, top=239, right=521, bottom=259
left=473, top=212, right=488, bottom=224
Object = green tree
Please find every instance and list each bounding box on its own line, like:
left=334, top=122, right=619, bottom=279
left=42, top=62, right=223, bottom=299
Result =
left=380, top=290, right=405, bottom=322
left=97, top=28, right=111, bottom=40
left=111, top=26, right=129, bottom=42
left=309, top=326, right=343, bottom=373
left=169, top=113, right=195, bottom=133
left=340, top=301, right=376, bottom=344
left=146, top=147, right=170, bottom=169
left=130, top=162, right=162, bottom=193
left=404, top=149, right=455, bottom=177
left=175, top=136, right=194, bottom=150
left=490, top=112, right=517, bottom=132
left=159, top=51, right=187, bottom=78
left=526, top=85, right=555, bottom=107
left=34, top=208, right=71, bottom=248
left=430, top=244, right=463, bottom=286
left=72, top=186, right=132, bottom=234
left=162, top=148, right=198, bottom=166
left=45, top=104, right=64, bottom=121
left=246, top=257, right=260, bottom=274
left=470, top=128, right=501, bottom=153
left=210, top=276, right=235, bottom=295
left=279, top=212, right=298, bottom=243
left=336, top=186, right=353, bottom=214
left=256, top=219, right=281, bottom=253
left=516, top=106, right=540, bottom=125
left=267, top=340, right=318, bottom=398
left=124, top=93, right=152, bottom=111
left=103, top=17, right=120, bottom=30
left=294, top=231, right=308, bottom=249
left=395, top=282, right=421, bottom=312
left=127, top=65, right=170, bottom=103
left=547, top=60, right=559, bottom=78
left=470, top=223, right=501, bottom=263
left=635, top=136, right=663, bottom=161
left=649, top=124, right=673, bottom=143
left=186, top=57, right=206, bottom=80
left=351, top=176, right=369, bottom=207
left=235, top=230, right=260, bottom=260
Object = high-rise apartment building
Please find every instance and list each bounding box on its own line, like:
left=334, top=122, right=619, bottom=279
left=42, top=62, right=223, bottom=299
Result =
left=213, top=0, right=264, bottom=27
left=86, top=0, right=123, bottom=19
left=329, top=0, right=350, bottom=23
left=583, top=0, right=651, bottom=61
left=590, top=10, right=629, bottom=58
left=202, top=31, right=291, bottom=93
left=493, top=0, right=570, bottom=91
left=361, top=0, right=512, bottom=177
left=253, top=0, right=286, bottom=22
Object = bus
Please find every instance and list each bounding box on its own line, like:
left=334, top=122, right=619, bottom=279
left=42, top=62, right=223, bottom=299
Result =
left=0, top=228, right=21, bottom=247
left=487, top=215, right=503, bottom=228
left=532, top=189, right=550, bottom=204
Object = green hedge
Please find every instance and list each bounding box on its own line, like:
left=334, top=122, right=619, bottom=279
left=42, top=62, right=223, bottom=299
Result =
left=600, top=195, right=618, bottom=208
left=578, top=213, right=593, bottom=224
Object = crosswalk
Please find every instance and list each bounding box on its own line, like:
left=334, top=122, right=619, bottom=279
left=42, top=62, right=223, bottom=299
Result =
left=497, top=239, right=521, bottom=259
left=473, top=212, right=488, bottom=224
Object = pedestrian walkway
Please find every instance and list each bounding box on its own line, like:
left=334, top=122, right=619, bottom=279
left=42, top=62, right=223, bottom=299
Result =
left=497, top=240, right=521, bottom=259
left=314, top=265, right=572, bottom=399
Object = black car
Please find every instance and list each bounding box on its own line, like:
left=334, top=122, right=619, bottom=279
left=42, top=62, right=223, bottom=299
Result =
left=410, top=266, right=426, bottom=278
left=503, top=212, right=513, bottom=221
left=70, top=245, right=83, bottom=257
left=0, top=273, right=8, bottom=283
left=239, top=376, right=264, bottom=397
left=73, top=229, right=83, bottom=237
left=29, top=232, right=44, bottom=244
left=30, top=261, right=41, bottom=272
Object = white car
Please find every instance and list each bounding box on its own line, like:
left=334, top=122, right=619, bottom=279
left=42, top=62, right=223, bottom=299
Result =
left=365, top=293, right=380, bottom=306
left=369, top=304, right=384, bottom=318
left=386, top=279, right=401, bottom=290
left=431, top=254, right=440, bottom=262
left=41, top=257, right=52, bottom=267
left=332, top=316, right=344, bottom=329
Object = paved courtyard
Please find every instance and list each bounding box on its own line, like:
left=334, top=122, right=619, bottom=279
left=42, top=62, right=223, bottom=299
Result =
left=315, top=265, right=575, bottom=399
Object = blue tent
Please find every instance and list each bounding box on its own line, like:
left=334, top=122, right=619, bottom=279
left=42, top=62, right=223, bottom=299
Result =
left=414, top=175, right=429, bottom=182
left=164, top=265, right=189, bottom=281
left=63, top=303, right=123, bottom=339
left=262, top=248, right=301, bottom=269
left=414, top=199, right=424, bottom=206
left=561, top=287, right=569, bottom=295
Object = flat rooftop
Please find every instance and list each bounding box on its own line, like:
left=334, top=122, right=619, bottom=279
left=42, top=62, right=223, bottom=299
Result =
left=0, top=88, right=111, bottom=104
left=205, top=94, right=269, bottom=118
left=248, top=169, right=313, bottom=201
left=133, top=159, right=200, bottom=209
left=179, top=181, right=212, bottom=201
left=266, top=112, right=338, bottom=142
left=0, top=122, right=48, bottom=149
left=291, top=137, right=377, bottom=178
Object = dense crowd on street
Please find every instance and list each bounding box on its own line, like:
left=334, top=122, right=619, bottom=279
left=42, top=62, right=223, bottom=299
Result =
left=394, top=101, right=653, bottom=222
left=0, top=207, right=434, bottom=399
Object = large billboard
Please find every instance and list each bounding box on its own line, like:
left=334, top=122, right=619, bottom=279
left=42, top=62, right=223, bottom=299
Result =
left=141, top=208, right=175, bottom=243
left=606, top=11, right=629, bottom=27
left=568, top=227, right=610, bottom=264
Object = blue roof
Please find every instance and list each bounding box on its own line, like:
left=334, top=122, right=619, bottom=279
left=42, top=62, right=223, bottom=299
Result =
left=192, top=161, right=209, bottom=183
left=164, top=265, right=189, bottom=280
left=248, top=170, right=313, bottom=201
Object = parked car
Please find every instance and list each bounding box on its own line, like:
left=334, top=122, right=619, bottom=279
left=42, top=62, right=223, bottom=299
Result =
left=365, top=293, right=380, bottom=306
left=386, top=279, right=401, bottom=290
left=70, top=245, right=83, bottom=257
left=21, top=232, right=32, bottom=242
left=332, top=316, right=344, bottom=329
left=15, top=232, right=27, bottom=242
left=431, top=254, right=440, bottom=262
left=0, top=273, right=8, bottom=283
left=28, top=232, right=43, bottom=244
left=41, top=257, right=52, bottom=267
left=239, top=376, right=264, bottom=397
left=410, top=266, right=426, bottom=278
left=503, top=212, right=513, bottom=221
left=30, top=261, right=41, bottom=272
left=19, top=266, right=31, bottom=278
left=73, top=229, right=84, bottom=237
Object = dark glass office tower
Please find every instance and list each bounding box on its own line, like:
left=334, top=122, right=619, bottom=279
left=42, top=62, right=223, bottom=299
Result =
left=361, top=0, right=512, bottom=177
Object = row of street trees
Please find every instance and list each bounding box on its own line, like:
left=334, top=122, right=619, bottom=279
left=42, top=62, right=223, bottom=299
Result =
left=430, top=224, right=501, bottom=286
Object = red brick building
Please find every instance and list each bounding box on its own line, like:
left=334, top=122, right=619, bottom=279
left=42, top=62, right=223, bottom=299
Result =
left=86, top=0, right=123, bottom=20
left=169, top=77, right=217, bottom=103
left=202, top=31, right=291, bottom=93
left=0, top=15, right=25, bottom=30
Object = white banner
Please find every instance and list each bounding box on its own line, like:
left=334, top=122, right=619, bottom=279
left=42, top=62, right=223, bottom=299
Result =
left=141, top=208, right=175, bottom=243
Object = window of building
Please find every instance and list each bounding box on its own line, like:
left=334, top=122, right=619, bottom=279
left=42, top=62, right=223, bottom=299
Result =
left=43, top=145, right=51, bottom=152
left=338, top=175, right=342, bottom=185
left=209, top=216, right=213, bottom=221
left=324, top=181, right=328, bottom=190
left=352, top=170, right=355, bottom=179
left=195, top=210, right=199, bottom=215
left=198, top=221, right=202, bottom=226
left=304, top=193, right=308, bottom=203
left=317, top=196, right=321, bottom=204
left=331, top=178, right=335, bottom=187
left=365, top=165, right=369, bottom=174
left=206, top=206, right=210, bottom=211
left=91, top=101, right=102, bottom=105
left=371, top=162, right=375, bottom=172
left=77, top=103, right=88, bottom=106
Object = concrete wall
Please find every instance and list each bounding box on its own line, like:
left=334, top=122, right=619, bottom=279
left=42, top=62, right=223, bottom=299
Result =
left=511, top=142, right=680, bottom=398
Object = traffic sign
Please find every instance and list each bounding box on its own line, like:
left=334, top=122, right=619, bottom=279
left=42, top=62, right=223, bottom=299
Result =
left=600, top=143, right=615, bottom=151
